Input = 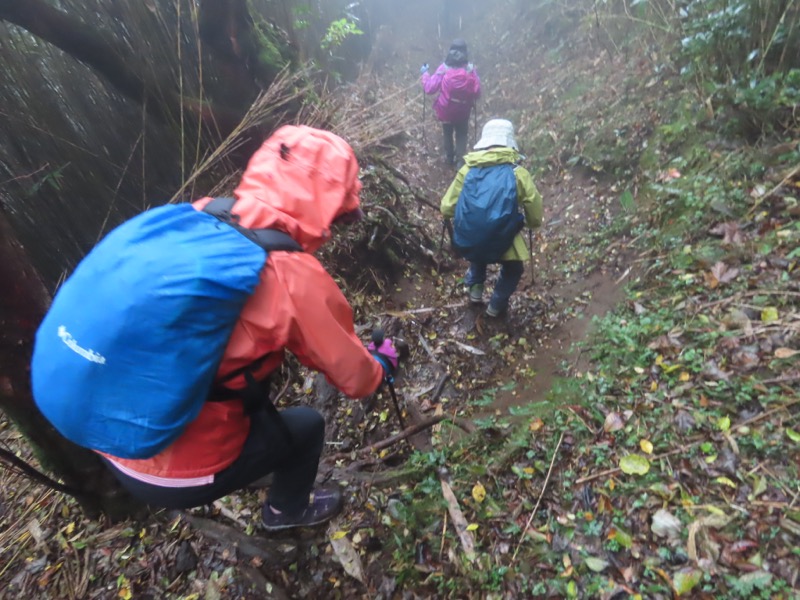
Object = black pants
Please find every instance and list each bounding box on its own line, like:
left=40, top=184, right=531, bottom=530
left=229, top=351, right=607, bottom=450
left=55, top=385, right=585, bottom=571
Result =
left=442, top=120, right=469, bottom=166
left=104, top=406, right=325, bottom=512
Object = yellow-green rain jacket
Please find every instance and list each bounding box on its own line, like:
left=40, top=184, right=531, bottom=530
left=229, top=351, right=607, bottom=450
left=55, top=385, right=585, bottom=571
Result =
left=440, top=147, right=543, bottom=261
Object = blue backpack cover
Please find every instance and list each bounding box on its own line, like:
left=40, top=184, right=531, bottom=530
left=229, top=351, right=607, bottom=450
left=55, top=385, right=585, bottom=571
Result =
left=452, top=163, right=524, bottom=262
left=31, top=202, right=289, bottom=459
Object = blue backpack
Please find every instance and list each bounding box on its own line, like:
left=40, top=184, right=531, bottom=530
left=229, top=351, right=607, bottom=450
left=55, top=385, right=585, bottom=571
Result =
left=31, top=198, right=300, bottom=459
left=452, top=163, right=524, bottom=262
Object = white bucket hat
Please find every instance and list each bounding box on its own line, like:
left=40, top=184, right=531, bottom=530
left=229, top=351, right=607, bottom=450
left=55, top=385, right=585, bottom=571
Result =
left=474, top=119, right=518, bottom=151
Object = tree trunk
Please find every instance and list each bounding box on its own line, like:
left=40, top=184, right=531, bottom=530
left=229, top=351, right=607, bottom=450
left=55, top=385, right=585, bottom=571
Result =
left=0, top=0, right=254, bottom=139
left=0, top=209, right=143, bottom=519
left=199, top=0, right=282, bottom=89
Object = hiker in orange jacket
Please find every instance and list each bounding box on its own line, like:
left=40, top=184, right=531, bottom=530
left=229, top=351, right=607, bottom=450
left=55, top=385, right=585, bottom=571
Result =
left=102, top=125, right=399, bottom=530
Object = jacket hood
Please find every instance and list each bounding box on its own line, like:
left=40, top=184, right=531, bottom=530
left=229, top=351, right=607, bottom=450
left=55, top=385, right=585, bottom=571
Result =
left=463, top=147, right=521, bottom=168
left=445, top=48, right=468, bottom=67
left=229, top=125, right=362, bottom=253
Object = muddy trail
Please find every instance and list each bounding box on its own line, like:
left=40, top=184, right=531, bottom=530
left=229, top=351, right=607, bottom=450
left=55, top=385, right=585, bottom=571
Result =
left=362, top=7, right=636, bottom=422
left=0, top=5, right=648, bottom=599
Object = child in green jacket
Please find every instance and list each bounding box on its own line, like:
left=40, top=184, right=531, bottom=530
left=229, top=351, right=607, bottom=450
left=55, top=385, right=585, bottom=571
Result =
left=440, top=119, right=543, bottom=316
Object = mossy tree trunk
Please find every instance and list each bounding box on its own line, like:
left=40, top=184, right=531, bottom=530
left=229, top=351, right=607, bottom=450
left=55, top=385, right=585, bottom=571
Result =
left=0, top=211, right=142, bottom=519
left=0, top=0, right=278, bottom=138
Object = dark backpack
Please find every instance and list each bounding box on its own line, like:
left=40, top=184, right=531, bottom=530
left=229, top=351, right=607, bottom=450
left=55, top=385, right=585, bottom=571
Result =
left=452, top=163, right=524, bottom=262
left=31, top=198, right=300, bottom=459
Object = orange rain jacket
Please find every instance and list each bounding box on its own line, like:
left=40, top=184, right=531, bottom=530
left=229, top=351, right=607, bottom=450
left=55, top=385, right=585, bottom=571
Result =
left=108, top=126, right=384, bottom=478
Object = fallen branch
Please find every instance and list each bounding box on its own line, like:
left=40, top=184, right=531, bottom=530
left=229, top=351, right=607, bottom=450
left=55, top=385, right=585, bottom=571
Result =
left=431, top=372, right=450, bottom=403
left=384, top=302, right=467, bottom=317
left=693, top=289, right=800, bottom=313
left=438, top=468, right=476, bottom=563
left=324, top=416, right=448, bottom=461
left=513, top=431, right=564, bottom=561
left=752, top=161, right=800, bottom=209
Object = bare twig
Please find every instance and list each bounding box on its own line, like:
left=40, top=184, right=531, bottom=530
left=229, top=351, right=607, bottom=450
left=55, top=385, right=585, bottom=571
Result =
left=693, top=289, right=800, bottom=313
left=324, top=416, right=448, bottom=461
left=513, top=431, right=564, bottom=561
left=431, top=372, right=450, bottom=403
left=752, top=161, right=800, bottom=209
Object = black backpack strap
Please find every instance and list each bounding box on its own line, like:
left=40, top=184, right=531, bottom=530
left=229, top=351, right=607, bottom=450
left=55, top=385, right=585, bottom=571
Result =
left=203, top=197, right=302, bottom=253
left=201, top=197, right=299, bottom=445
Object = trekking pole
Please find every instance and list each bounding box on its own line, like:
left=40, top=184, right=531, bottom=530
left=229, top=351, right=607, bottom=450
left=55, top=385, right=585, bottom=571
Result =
left=437, top=219, right=447, bottom=254
left=472, top=102, right=478, bottom=147
left=422, top=92, right=427, bottom=145
left=372, top=329, right=407, bottom=430
left=528, top=228, right=536, bottom=286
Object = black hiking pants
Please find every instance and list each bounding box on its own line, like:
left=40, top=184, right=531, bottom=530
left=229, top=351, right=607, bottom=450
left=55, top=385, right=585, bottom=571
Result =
left=442, top=119, right=469, bottom=166
left=103, top=406, right=325, bottom=513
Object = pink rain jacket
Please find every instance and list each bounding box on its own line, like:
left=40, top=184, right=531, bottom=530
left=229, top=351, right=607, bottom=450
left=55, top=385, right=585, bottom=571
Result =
left=422, top=63, right=481, bottom=123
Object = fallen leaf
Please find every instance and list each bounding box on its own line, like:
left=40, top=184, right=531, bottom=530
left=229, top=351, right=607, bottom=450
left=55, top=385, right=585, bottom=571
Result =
left=608, top=526, right=633, bottom=549
left=328, top=522, right=366, bottom=583
left=761, top=307, right=779, bottom=322
left=709, top=221, right=744, bottom=245
left=651, top=508, right=682, bottom=539
left=584, top=556, right=609, bottom=572
left=710, top=261, right=739, bottom=286
left=529, top=418, right=544, bottom=432
left=472, top=482, right=486, bottom=503
left=714, top=476, right=737, bottom=488
left=619, top=454, right=650, bottom=475
left=775, top=347, right=799, bottom=359
left=786, top=429, right=800, bottom=443
left=674, top=568, right=703, bottom=596
left=639, top=439, right=653, bottom=454
left=604, top=412, right=625, bottom=432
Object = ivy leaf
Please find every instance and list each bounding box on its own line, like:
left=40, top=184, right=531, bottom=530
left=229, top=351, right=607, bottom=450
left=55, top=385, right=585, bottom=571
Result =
left=619, top=454, right=650, bottom=475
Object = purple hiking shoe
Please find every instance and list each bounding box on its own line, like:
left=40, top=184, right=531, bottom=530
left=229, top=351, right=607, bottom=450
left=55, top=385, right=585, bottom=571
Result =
left=261, top=486, right=344, bottom=531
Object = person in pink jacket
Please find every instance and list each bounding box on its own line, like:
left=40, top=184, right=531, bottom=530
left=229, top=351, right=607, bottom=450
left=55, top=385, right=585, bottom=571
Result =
left=421, top=39, right=481, bottom=168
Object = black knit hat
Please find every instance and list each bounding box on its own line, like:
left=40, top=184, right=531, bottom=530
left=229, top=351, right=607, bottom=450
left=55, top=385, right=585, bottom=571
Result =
left=445, top=39, right=468, bottom=67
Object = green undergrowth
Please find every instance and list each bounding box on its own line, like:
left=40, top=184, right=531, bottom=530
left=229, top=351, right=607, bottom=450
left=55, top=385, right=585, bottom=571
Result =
left=379, top=25, right=800, bottom=600
left=382, top=137, right=799, bottom=600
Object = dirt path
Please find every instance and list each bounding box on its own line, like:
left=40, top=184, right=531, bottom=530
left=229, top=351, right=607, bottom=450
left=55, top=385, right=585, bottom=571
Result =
left=368, top=5, right=637, bottom=418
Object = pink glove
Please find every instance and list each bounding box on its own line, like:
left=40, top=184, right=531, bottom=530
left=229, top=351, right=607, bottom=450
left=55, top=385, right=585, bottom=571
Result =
left=368, top=338, right=399, bottom=374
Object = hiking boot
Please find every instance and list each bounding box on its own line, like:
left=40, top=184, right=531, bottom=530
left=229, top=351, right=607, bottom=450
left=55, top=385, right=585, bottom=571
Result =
left=486, top=303, right=506, bottom=318
left=468, top=284, right=484, bottom=304
left=261, top=486, right=343, bottom=531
